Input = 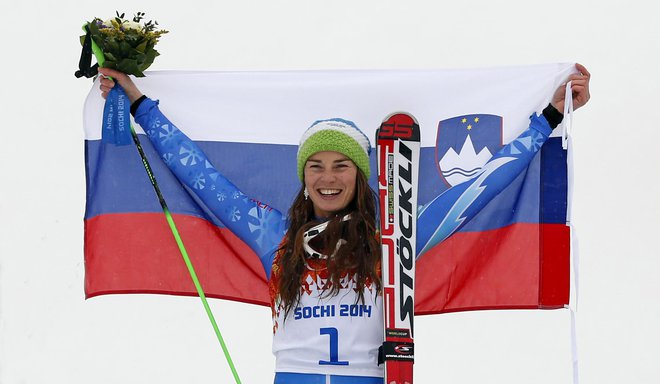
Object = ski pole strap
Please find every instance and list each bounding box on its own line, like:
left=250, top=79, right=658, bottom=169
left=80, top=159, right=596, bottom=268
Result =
left=75, top=25, right=98, bottom=78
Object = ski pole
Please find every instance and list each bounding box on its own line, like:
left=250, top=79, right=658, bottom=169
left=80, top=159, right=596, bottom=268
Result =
left=83, top=23, right=242, bottom=384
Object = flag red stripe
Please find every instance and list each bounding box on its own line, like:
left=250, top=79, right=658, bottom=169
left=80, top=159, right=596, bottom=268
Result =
left=539, top=224, right=570, bottom=307
left=85, top=214, right=569, bottom=314
left=415, top=222, right=569, bottom=315
left=84, top=213, right=270, bottom=305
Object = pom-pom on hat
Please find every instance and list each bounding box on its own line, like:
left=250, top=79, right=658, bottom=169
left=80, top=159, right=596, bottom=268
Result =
left=297, top=118, right=372, bottom=181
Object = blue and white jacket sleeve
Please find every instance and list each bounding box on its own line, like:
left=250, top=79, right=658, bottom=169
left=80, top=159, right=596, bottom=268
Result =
left=416, top=113, right=554, bottom=257
left=133, top=98, right=288, bottom=274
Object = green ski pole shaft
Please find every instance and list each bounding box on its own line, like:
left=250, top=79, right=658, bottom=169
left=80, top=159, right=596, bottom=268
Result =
left=85, top=23, right=241, bottom=384
left=129, top=128, right=241, bottom=384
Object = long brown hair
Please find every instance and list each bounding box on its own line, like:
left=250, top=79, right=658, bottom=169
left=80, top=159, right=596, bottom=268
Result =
left=277, top=170, right=381, bottom=316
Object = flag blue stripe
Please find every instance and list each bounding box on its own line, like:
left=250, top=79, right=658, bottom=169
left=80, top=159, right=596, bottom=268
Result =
left=85, top=136, right=565, bottom=230
left=540, top=137, right=568, bottom=223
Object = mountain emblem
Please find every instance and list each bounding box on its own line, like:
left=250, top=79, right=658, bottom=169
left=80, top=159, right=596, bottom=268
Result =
left=435, top=114, right=503, bottom=187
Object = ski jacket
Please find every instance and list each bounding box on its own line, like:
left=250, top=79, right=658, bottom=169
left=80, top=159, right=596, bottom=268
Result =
left=133, top=98, right=555, bottom=380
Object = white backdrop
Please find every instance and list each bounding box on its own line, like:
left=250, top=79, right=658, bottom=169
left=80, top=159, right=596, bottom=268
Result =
left=1, top=1, right=658, bottom=383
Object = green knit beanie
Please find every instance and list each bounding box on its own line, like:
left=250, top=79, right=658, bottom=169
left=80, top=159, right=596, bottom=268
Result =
left=297, top=118, right=372, bottom=181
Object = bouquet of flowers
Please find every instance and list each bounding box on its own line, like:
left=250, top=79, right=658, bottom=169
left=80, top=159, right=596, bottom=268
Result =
left=76, top=12, right=167, bottom=145
left=81, top=11, right=168, bottom=77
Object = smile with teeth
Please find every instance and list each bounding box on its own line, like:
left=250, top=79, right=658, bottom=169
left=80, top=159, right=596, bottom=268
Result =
left=318, top=189, right=342, bottom=196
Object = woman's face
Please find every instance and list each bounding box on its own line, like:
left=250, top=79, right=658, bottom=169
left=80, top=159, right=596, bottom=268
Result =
left=304, top=151, right=358, bottom=218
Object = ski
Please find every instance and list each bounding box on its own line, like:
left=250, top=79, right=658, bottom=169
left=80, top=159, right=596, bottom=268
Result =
left=376, top=112, right=421, bottom=384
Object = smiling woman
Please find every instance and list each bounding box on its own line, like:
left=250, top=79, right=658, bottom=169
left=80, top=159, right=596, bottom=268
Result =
left=275, top=119, right=383, bottom=381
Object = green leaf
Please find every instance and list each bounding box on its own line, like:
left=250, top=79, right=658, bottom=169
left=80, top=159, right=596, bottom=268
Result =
left=103, top=60, right=117, bottom=69
left=116, top=58, right=141, bottom=77
left=134, top=53, right=146, bottom=65
left=104, top=52, right=117, bottom=62
left=119, top=41, right=132, bottom=56
left=88, top=20, right=100, bottom=35
left=135, top=39, right=148, bottom=53
left=140, top=49, right=158, bottom=70
left=106, top=38, right=119, bottom=53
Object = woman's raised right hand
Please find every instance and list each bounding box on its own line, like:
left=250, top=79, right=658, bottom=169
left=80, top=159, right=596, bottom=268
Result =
left=98, top=67, right=144, bottom=103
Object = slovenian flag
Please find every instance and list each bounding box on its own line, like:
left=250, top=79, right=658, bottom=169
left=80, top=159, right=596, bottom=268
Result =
left=83, top=64, right=575, bottom=314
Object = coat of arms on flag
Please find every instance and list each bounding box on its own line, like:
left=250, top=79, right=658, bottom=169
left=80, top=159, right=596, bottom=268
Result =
left=436, top=114, right=503, bottom=187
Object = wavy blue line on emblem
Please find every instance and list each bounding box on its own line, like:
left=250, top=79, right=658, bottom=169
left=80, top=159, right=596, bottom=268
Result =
left=442, top=168, right=481, bottom=178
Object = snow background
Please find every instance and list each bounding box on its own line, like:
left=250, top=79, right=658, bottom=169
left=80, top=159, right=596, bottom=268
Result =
left=1, top=0, right=658, bottom=383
